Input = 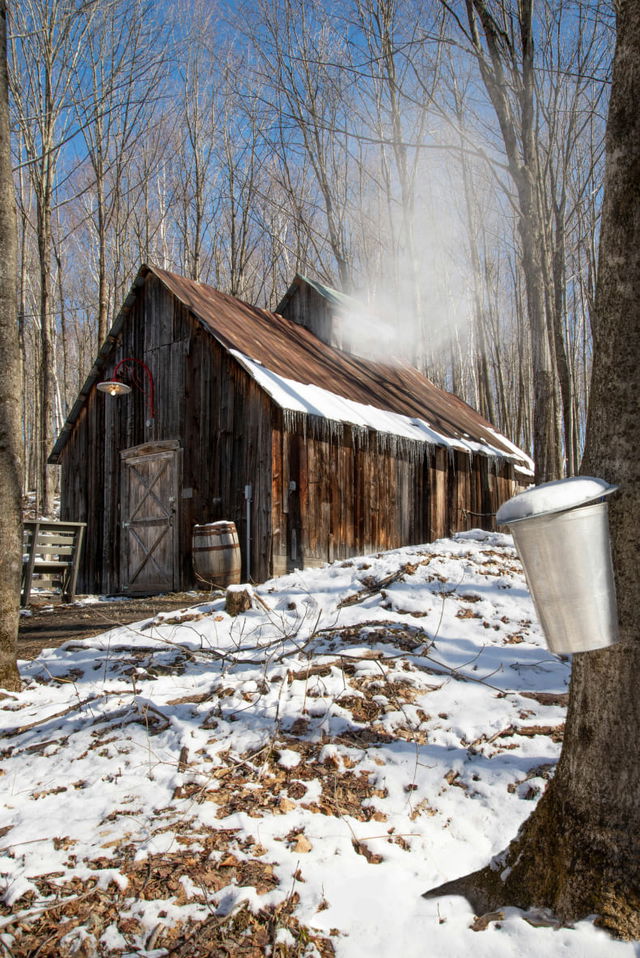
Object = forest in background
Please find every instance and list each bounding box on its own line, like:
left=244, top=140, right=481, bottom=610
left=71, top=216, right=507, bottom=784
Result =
left=9, top=0, right=613, bottom=514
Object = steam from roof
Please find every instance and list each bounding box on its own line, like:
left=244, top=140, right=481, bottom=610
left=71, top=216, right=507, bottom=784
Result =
left=316, top=136, right=492, bottom=369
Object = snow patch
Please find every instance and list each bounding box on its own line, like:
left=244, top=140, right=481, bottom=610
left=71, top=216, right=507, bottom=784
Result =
left=0, top=533, right=632, bottom=957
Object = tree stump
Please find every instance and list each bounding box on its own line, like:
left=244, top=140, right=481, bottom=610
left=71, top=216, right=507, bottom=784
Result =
left=225, top=584, right=253, bottom=617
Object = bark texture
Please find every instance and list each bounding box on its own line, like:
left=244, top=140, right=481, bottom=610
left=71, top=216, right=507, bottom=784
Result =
left=0, top=0, right=23, bottom=692
left=425, top=2, right=640, bottom=938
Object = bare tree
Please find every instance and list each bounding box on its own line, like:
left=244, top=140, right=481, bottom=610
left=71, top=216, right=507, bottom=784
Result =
left=247, top=0, right=356, bottom=288
left=535, top=0, right=611, bottom=474
left=9, top=0, right=98, bottom=514
left=350, top=0, right=445, bottom=363
left=7, top=0, right=609, bottom=498
left=426, top=2, right=640, bottom=936
left=431, top=0, right=610, bottom=479
left=167, top=1, right=222, bottom=283
left=0, top=0, right=22, bottom=691
left=453, top=0, right=563, bottom=481
left=73, top=0, right=166, bottom=344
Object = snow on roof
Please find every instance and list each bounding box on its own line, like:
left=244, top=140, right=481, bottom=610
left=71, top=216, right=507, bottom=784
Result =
left=232, top=350, right=534, bottom=466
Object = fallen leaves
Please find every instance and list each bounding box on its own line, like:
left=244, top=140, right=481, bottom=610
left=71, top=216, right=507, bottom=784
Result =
left=504, top=723, right=565, bottom=743
left=456, top=607, right=482, bottom=620
left=443, top=769, right=468, bottom=791
left=2, top=883, right=336, bottom=958
left=191, top=737, right=388, bottom=824
left=409, top=799, right=438, bottom=821
left=521, top=690, right=569, bottom=707
left=292, top=834, right=313, bottom=854
left=351, top=838, right=383, bottom=864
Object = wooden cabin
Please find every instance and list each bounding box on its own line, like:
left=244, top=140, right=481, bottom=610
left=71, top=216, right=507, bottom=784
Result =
left=49, top=265, right=531, bottom=595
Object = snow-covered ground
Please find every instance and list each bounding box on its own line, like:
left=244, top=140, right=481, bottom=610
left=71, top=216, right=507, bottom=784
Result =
left=0, top=532, right=632, bottom=956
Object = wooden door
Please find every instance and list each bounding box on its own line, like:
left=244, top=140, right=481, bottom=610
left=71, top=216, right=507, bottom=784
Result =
left=120, top=441, right=180, bottom=593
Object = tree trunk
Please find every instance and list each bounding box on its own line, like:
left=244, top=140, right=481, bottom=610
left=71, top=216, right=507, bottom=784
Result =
left=424, top=4, right=640, bottom=938
left=0, top=0, right=22, bottom=692
left=550, top=202, right=576, bottom=475
left=466, top=0, right=563, bottom=483
left=96, top=159, right=109, bottom=346
left=37, top=187, right=55, bottom=516
left=517, top=196, right=563, bottom=482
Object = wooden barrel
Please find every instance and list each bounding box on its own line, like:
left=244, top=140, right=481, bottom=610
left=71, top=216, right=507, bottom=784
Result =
left=192, top=521, right=241, bottom=587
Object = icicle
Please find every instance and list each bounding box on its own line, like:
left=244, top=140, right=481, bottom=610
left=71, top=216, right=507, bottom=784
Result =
left=276, top=399, right=524, bottom=480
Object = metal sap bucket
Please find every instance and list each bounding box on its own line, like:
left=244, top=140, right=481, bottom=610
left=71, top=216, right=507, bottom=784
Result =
left=496, top=477, right=619, bottom=655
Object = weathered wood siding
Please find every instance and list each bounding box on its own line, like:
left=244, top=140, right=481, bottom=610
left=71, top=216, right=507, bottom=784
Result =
left=60, top=273, right=272, bottom=592
left=271, top=415, right=523, bottom=574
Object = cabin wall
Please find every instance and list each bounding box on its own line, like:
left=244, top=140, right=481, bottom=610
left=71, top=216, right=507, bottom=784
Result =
left=60, top=395, right=108, bottom=593
left=60, top=273, right=273, bottom=592
left=271, top=418, right=524, bottom=573
left=181, top=310, right=273, bottom=585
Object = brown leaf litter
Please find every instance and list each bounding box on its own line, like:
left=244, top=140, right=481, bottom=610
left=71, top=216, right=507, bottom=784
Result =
left=1, top=826, right=335, bottom=958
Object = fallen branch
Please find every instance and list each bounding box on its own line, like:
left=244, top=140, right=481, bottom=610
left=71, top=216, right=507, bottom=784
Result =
left=338, top=567, right=409, bottom=608
left=133, top=698, right=171, bottom=732
left=141, top=610, right=208, bottom=630
left=288, top=661, right=342, bottom=682
left=6, top=691, right=123, bottom=737
left=63, top=640, right=197, bottom=659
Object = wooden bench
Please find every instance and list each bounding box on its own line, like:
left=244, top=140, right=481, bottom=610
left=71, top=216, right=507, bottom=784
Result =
left=21, top=520, right=86, bottom=606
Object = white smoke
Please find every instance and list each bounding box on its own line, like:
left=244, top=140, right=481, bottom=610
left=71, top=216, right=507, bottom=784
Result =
left=333, top=132, right=494, bottom=369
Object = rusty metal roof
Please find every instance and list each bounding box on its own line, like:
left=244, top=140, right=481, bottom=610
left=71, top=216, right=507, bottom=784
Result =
left=49, top=264, right=530, bottom=467
left=154, top=266, right=528, bottom=465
